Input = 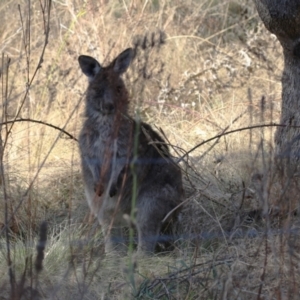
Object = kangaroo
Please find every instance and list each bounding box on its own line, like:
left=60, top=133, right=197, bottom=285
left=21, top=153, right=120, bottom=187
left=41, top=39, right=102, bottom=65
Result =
left=78, top=48, right=183, bottom=254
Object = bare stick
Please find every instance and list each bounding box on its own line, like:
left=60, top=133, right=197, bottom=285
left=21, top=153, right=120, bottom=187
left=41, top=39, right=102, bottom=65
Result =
left=0, top=118, right=78, bottom=141
left=178, top=123, right=300, bottom=163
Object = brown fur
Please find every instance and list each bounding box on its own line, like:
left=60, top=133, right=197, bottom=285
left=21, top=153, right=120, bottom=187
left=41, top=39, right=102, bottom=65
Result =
left=78, top=48, right=184, bottom=254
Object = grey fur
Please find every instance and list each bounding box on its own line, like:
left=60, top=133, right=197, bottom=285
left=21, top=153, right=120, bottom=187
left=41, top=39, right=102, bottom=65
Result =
left=78, top=48, right=184, bottom=254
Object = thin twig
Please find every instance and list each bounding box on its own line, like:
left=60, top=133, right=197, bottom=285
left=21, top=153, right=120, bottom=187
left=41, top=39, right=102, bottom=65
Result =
left=1, top=53, right=15, bottom=298
left=0, top=118, right=78, bottom=141
left=0, top=95, right=83, bottom=236
left=161, top=189, right=205, bottom=224
left=5, top=0, right=52, bottom=150
left=178, top=123, right=300, bottom=163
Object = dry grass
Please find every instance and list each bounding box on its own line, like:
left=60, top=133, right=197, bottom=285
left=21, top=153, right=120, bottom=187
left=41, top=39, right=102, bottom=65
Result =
left=1, top=0, right=299, bottom=299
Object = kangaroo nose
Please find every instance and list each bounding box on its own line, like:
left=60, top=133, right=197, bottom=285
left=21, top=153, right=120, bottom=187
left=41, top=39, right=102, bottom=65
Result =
left=102, top=103, right=115, bottom=114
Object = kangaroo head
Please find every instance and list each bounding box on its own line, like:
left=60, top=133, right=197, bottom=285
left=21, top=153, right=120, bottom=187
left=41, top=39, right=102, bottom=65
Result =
left=78, top=48, right=134, bottom=117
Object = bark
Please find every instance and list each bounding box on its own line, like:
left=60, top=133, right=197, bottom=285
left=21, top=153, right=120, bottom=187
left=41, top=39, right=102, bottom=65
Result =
left=254, top=0, right=300, bottom=176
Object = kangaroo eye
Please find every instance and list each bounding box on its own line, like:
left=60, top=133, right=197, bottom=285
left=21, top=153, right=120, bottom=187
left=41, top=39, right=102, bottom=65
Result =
left=116, top=86, right=122, bottom=94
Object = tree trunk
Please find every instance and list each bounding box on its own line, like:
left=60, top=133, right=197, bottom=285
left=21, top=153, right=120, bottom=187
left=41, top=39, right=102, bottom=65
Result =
left=254, top=0, right=300, bottom=177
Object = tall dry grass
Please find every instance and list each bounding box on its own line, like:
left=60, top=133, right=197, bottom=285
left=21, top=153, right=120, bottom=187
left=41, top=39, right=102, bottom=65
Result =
left=2, top=0, right=299, bottom=299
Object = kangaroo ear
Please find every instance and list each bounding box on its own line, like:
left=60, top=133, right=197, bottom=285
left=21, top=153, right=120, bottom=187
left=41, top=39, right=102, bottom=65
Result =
left=113, top=48, right=134, bottom=74
left=78, top=55, right=101, bottom=80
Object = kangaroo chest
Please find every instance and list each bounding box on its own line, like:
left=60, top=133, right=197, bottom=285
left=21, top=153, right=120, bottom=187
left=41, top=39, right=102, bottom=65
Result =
left=83, top=117, right=133, bottom=162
